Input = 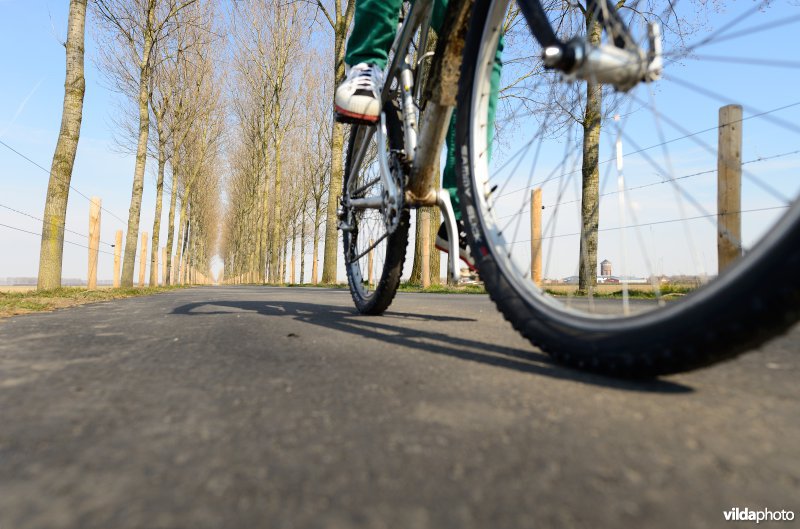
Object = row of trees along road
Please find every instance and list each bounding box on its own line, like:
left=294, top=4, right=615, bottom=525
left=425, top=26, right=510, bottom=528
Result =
left=222, top=0, right=331, bottom=284
left=36, top=0, right=701, bottom=289
left=37, top=0, right=224, bottom=289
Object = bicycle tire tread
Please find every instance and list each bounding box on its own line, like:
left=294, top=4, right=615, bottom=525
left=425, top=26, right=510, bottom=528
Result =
left=345, top=211, right=410, bottom=315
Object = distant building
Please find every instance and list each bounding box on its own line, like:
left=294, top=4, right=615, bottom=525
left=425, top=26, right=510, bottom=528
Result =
left=600, top=259, right=612, bottom=277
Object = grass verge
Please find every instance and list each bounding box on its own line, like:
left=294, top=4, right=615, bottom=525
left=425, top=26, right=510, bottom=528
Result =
left=544, top=284, right=695, bottom=299
left=0, top=286, right=185, bottom=318
left=282, top=282, right=349, bottom=290
left=397, top=282, right=486, bottom=294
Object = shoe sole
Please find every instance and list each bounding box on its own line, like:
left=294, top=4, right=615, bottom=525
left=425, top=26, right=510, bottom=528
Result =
left=334, top=106, right=380, bottom=125
left=435, top=240, right=478, bottom=272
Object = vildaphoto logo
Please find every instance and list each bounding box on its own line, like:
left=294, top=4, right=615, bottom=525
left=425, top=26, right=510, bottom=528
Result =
left=724, top=507, right=795, bottom=523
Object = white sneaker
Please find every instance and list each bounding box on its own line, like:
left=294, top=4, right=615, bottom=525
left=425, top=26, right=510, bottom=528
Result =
left=334, top=63, right=383, bottom=124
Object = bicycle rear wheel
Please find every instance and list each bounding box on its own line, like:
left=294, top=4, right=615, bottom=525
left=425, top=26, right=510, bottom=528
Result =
left=342, top=104, right=410, bottom=314
left=457, top=0, right=800, bottom=376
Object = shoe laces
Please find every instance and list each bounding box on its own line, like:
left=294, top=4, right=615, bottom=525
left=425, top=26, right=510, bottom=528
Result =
left=346, top=63, right=382, bottom=94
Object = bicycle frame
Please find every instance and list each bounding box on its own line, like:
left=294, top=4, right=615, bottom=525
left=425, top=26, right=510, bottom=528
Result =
left=346, top=0, right=652, bottom=283
left=383, top=0, right=476, bottom=282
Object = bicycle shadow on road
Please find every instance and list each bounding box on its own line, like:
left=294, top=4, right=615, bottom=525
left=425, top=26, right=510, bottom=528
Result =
left=171, top=299, right=694, bottom=394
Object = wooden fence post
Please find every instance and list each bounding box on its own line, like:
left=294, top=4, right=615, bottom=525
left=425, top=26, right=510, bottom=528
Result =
left=139, top=232, right=148, bottom=287
left=718, top=104, right=743, bottom=272
left=530, top=188, right=542, bottom=286
left=291, top=250, right=296, bottom=285
left=113, top=230, right=122, bottom=288
left=88, top=197, right=101, bottom=290
left=313, top=247, right=319, bottom=285
left=421, top=209, right=430, bottom=288
left=161, top=247, right=166, bottom=286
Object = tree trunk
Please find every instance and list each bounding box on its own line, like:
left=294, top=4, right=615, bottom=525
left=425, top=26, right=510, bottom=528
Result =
left=269, top=135, right=283, bottom=284
left=181, top=215, right=190, bottom=284
left=188, top=214, right=196, bottom=284
left=164, top=165, right=179, bottom=285
left=278, top=239, right=286, bottom=284
left=37, top=0, right=87, bottom=290
left=312, top=196, right=321, bottom=284
left=410, top=209, right=427, bottom=285
left=290, top=220, right=297, bottom=284
left=322, top=120, right=344, bottom=284
left=321, top=19, right=349, bottom=284
left=299, top=202, right=307, bottom=284
left=120, top=19, right=155, bottom=287
left=149, top=130, right=166, bottom=285
left=410, top=159, right=441, bottom=285
left=176, top=202, right=190, bottom=284
left=259, top=162, right=270, bottom=282
left=259, top=113, right=271, bottom=282
left=410, top=207, right=442, bottom=285
left=578, top=13, right=603, bottom=292
left=429, top=208, right=440, bottom=284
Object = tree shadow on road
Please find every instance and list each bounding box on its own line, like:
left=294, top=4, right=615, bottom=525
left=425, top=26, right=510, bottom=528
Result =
left=171, top=299, right=694, bottom=394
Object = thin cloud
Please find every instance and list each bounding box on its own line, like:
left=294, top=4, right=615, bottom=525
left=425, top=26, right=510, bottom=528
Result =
left=0, top=78, right=45, bottom=139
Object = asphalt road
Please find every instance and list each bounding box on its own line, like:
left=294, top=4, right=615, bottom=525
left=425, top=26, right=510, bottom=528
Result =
left=1, top=286, right=798, bottom=529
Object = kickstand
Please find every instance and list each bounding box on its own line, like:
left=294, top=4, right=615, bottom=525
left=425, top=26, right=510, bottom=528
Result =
left=436, top=189, right=460, bottom=285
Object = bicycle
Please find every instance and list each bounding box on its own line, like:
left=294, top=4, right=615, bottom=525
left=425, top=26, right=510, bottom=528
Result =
left=337, top=0, right=800, bottom=377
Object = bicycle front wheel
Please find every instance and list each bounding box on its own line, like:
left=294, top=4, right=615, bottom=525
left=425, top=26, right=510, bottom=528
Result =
left=456, top=0, right=800, bottom=376
left=342, top=104, right=410, bottom=315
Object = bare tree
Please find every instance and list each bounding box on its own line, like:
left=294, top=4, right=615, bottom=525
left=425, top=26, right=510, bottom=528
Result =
left=37, top=0, right=88, bottom=290
left=578, top=7, right=603, bottom=292
left=163, top=2, right=216, bottom=284
left=497, top=1, right=708, bottom=291
left=264, top=2, right=305, bottom=283
left=225, top=0, right=314, bottom=284
left=302, top=68, right=332, bottom=285
left=306, top=0, right=356, bottom=284
left=147, top=46, right=173, bottom=285
left=229, top=0, right=280, bottom=282
left=93, top=0, right=200, bottom=287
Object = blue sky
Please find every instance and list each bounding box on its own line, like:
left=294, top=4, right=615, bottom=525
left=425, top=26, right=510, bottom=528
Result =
left=1, top=1, right=798, bottom=283
left=486, top=1, right=800, bottom=279
left=0, top=0, right=342, bottom=283
left=0, top=1, right=144, bottom=281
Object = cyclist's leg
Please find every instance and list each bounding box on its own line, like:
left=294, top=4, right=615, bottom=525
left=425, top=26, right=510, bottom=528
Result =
left=443, top=37, right=504, bottom=221
left=430, top=0, right=447, bottom=33
left=345, top=0, right=405, bottom=70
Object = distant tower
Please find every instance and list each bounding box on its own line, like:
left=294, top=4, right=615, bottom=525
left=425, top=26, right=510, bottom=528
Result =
left=600, top=259, right=612, bottom=277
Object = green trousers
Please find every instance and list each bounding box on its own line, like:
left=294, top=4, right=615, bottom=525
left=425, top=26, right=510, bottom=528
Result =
left=345, top=0, right=503, bottom=220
